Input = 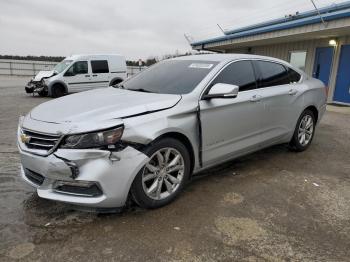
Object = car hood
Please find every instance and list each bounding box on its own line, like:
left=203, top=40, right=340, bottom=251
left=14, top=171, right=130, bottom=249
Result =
left=30, top=88, right=181, bottom=124
left=33, top=70, right=55, bottom=81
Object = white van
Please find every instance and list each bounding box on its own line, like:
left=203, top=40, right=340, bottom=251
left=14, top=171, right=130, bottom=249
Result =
left=25, top=54, right=127, bottom=97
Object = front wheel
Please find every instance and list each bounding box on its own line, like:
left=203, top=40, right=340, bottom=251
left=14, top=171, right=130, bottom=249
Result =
left=289, top=109, right=316, bottom=152
left=51, top=84, right=66, bottom=98
left=38, top=89, right=48, bottom=97
left=130, top=138, right=191, bottom=209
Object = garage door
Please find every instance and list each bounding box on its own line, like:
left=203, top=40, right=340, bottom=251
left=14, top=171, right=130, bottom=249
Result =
left=333, top=45, right=350, bottom=104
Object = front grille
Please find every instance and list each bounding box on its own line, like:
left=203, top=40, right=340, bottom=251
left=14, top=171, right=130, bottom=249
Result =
left=22, top=129, right=61, bottom=153
left=24, top=168, right=45, bottom=186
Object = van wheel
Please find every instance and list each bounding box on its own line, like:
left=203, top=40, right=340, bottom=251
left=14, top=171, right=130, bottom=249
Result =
left=130, top=138, right=191, bottom=209
left=110, top=79, right=123, bottom=87
left=38, top=89, right=48, bottom=97
left=289, top=109, right=316, bottom=152
left=51, top=84, right=66, bottom=98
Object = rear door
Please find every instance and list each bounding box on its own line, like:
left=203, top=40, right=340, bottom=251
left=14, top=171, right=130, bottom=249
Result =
left=90, top=60, right=111, bottom=89
left=200, top=60, right=264, bottom=166
left=253, top=60, right=302, bottom=145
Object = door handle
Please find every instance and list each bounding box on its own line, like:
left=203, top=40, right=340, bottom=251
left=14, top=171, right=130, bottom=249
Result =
left=85, top=75, right=90, bottom=77
left=250, top=95, right=262, bottom=102
left=288, top=89, right=298, bottom=96
left=92, top=74, right=98, bottom=77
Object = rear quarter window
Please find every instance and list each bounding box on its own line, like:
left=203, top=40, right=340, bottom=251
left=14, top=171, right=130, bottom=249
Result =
left=287, top=67, right=302, bottom=83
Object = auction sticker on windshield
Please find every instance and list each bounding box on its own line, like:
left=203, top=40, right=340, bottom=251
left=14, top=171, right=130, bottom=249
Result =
left=189, top=63, right=214, bottom=69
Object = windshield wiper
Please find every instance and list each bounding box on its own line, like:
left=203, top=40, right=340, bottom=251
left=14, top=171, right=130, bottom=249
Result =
left=128, top=88, right=156, bottom=93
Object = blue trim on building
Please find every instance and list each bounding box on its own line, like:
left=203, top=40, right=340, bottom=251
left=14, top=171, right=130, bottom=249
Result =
left=192, top=1, right=350, bottom=47
left=225, top=1, right=350, bottom=35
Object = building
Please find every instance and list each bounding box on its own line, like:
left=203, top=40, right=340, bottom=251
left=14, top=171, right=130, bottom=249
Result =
left=191, top=1, right=350, bottom=105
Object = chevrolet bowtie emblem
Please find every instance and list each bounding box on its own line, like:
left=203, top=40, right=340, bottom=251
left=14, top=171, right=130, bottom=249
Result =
left=20, top=134, right=31, bottom=143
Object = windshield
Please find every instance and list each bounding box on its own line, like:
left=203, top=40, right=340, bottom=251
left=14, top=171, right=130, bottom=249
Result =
left=122, top=60, right=219, bottom=94
left=54, top=60, right=73, bottom=73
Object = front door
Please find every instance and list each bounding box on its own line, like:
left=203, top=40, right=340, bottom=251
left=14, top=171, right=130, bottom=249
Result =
left=200, top=60, right=263, bottom=166
left=333, top=45, right=350, bottom=104
left=313, top=47, right=334, bottom=88
left=64, top=61, right=91, bottom=93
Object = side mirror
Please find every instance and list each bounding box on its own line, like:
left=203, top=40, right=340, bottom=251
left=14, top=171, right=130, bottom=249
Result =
left=203, top=83, right=239, bottom=100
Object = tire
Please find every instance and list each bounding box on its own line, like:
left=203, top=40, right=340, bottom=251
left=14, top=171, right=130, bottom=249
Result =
left=110, top=79, right=123, bottom=87
left=51, top=84, right=66, bottom=98
left=130, top=138, right=191, bottom=209
left=38, top=89, right=48, bottom=97
left=289, top=109, right=316, bottom=152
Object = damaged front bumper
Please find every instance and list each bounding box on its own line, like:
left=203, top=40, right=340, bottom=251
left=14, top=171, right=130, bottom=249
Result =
left=19, top=144, right=149, bottom=208
left=25, top=80, right=47, bottom=94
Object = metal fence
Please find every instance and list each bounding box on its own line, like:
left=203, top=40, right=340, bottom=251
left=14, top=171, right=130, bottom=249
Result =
left=126, top=66, right=147, bottom=77
left=0, top=59, right=56, bottom=76
left=0, top=59, right=146, bottom=77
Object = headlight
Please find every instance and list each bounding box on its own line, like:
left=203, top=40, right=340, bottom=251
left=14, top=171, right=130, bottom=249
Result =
left=60, top=126, right=124, bottom=149
left=42, top=78, right=49, bottom=86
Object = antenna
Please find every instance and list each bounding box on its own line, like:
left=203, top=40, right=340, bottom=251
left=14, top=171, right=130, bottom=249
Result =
left=184, top=34, right=192, bottom=45
left=217, top=24, right=226, bottom=34
left=310, top=0, right=327, bottom=27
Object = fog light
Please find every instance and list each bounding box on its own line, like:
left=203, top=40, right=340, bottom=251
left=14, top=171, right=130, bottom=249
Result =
left=53, top=180, right=102, bottom=197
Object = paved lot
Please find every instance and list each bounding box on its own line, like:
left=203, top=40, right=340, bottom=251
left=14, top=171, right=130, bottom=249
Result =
left=0, top=77, right=349, bottom=261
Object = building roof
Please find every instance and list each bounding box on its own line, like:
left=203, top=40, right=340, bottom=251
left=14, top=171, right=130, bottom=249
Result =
left=191, top=1, right=350, bottom=47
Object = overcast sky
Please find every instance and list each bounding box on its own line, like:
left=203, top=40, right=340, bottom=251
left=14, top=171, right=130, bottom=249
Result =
left=0, top=0, right=342, bottom=60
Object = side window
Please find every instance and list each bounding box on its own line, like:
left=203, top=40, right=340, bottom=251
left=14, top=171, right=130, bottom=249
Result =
left=287, top=67, right=301, bottom=83
left=255, top=61, right=290, bottom=88
left=65, top=61, right=88, bottom=76
left=91, top=60, right=109, bottom=73
left=210, top=61, right=257, bottom=92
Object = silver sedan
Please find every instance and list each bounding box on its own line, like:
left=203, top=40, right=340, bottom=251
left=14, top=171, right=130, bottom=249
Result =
left=18, top=54, right=327, bottom=209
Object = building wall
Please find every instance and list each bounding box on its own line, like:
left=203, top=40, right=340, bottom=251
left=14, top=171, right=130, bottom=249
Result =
left=226, top=36, right=350, bottom=103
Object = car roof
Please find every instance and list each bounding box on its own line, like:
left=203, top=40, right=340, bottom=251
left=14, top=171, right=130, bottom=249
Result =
left=172, top=53, right=288, bottom=64
left=171, top=53, right=307, bottom=78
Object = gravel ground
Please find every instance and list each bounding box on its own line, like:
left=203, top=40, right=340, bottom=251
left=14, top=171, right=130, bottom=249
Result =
left=0, top=77, right=349, bottom=261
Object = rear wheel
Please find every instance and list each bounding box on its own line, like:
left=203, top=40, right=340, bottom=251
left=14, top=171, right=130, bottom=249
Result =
left=110, top=79, right=123, bottom=87
left=51, top=84, right=66, bottom=98
left=130, top=138, right=191, bottom=209
left=289, top=109, right=316, bottom=152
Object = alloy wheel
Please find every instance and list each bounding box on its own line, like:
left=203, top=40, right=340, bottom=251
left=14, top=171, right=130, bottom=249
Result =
left=298, top=114, right=314, bottom=146
left=142, top=148, right=185, bottom=200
